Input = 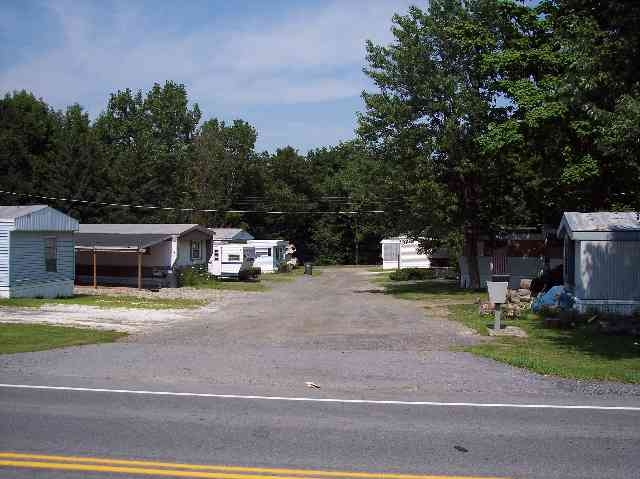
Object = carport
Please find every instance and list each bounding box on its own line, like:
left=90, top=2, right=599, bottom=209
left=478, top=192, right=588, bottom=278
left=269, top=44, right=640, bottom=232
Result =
left=75, top=244, right=149, bottom=289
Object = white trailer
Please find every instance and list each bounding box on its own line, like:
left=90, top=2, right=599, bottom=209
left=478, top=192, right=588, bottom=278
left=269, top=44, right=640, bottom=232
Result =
left=380, top=237, right=432, bottom=270
left=247, top=239, right=288, bottom=273
left=208, top=244, right=256, bottom=278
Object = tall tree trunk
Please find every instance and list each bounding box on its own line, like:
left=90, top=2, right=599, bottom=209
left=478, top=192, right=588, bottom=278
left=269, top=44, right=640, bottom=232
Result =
left=353, top=216, right=359, bottom=265
left=464, top=227, right=481, bottom=289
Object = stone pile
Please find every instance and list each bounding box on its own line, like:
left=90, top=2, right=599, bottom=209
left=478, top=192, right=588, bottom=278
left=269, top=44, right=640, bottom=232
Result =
left=480, top=279, right=534, bottom=319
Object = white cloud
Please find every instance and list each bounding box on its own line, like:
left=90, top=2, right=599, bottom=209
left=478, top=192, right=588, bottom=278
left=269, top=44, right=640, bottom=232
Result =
left=0, top=0, right=415, bottom=149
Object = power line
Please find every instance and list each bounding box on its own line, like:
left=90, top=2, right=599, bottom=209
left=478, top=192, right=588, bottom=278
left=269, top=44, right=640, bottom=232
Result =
left=0, top=190, right=389, bottom=215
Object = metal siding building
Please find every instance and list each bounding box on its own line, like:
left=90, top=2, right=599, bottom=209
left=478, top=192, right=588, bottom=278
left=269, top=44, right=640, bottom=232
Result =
left=557, top=212, right=640, bottom=315
left=0, top=205, right=79, bottom=298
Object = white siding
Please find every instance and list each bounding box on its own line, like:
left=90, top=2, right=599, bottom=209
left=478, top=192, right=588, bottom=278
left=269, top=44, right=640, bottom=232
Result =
left=381, top=240, right=430, bottom=270
left=175, top=231, right=209, bottom=267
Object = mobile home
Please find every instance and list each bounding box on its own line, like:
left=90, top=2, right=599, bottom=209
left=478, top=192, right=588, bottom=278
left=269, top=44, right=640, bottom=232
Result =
left=557, top=212, right=640, bottom=315
left=380, top=237, right=448, bottom=270
left=75, top=224, right=212, bottom=288
left=247, top=239, right=288, bottom=273
left=0, top=205, right=78, bottom=298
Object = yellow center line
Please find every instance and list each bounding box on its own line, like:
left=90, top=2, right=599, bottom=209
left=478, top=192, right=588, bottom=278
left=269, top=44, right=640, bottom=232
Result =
left=0, top=453, right=508, bottom=479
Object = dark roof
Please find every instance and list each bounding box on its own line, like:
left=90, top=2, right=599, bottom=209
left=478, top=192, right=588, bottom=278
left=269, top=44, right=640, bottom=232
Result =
left=75, top=233, right=171, bottom=251
left=0, top=205, right=48, bottom=220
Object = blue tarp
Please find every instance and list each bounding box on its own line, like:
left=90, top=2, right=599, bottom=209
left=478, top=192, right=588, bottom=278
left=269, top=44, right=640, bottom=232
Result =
left=532, top=285, right=574, bottom=312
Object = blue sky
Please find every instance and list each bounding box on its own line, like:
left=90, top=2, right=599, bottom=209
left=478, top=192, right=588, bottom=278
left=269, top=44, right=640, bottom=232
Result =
left=0, top=0, right=416, bottom=153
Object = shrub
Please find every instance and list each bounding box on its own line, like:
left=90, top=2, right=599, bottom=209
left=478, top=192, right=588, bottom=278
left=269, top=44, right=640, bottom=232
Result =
left=277, top=263, right=292, bottom=273
left=388, top=268, right=437, bottom=281
left=176, top=264, right=216, bottom=287
left=238, top=267, right=261, bottom=281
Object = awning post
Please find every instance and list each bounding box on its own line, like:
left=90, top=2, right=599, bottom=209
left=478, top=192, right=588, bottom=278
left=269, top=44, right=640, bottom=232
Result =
left=92, top=247, right=97, bottom=289
left=137, top=251, right=143, bottom=290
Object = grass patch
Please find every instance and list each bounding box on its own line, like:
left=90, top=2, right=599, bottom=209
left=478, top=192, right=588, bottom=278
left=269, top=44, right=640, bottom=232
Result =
left=0, top=295, right=206, bottom=310
left=450, top=304, right=640, bottom=383
left=377, top=277, right=485, bottom=302
left=0, top=323, right=126, bottom=354
left=261, top=267, right=306, bottom=283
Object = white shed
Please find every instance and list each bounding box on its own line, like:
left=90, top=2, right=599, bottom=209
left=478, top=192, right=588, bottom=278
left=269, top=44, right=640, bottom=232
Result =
left=557, top=211, right=640, bottom=315
left=0, top=205, right=79, bottom=298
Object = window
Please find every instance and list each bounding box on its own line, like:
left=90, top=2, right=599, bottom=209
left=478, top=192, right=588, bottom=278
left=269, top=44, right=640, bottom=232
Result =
left=213, top=249, right=219, bottom=261
left=44, top=237, right=57, bottom=272
left=228, top=254, right=240, bottom=262
left=190, top=240, right=201, bottom=260
left=255, top=248, right=270, bottom=257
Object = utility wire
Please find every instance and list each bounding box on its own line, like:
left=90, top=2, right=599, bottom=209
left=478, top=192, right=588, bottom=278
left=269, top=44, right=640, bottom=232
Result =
left=0, top=189, right=389, bottom=215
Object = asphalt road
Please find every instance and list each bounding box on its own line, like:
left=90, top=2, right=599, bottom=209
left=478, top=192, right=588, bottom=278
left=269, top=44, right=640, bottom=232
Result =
left=1, top=268, right=639, bottom=478
left=1, top=386, right=639, bottom=479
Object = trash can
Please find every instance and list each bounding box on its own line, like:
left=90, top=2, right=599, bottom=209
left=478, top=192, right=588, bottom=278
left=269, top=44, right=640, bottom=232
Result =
left=304, top=263, right=313, bottom=275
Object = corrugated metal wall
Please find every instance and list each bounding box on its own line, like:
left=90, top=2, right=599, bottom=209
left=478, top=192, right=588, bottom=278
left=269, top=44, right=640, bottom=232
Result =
left=577, top=240, right=640, bottom=300
left=9, top=232, right=75, bottom=288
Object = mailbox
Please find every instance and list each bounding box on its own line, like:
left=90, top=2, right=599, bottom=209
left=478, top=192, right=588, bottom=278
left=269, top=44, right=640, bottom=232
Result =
left=487, top=281, right=508, bottom=304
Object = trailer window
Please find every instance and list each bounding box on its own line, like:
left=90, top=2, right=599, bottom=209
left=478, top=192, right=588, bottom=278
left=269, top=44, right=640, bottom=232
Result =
left=191, top=240, right=201, bottom=260
left=228, top=254, right=240, bottom=261
left=214, top=249, right=219, bottom=261
left=44, top=237, right=57, bottom=272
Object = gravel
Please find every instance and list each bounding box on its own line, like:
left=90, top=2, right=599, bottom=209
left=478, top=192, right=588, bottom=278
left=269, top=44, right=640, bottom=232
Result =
left=1, top=267, right=639, bottom=405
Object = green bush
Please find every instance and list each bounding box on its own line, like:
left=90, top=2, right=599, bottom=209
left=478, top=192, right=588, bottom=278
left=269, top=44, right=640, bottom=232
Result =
left=176, top=264, right=217, bottom=287
left=388, top=268, right=437, bottom=281
left=238, top=267, right=261, bottom=281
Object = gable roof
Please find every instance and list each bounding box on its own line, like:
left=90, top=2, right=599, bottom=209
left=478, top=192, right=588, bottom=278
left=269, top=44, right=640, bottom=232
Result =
left=0, top=205, right=78, bottom=231
left=0, top=205, right=48, bottom=220
left=558, top=212, right=640, bottom=240
left=75, top=233, right=172, bottom=251
left=209, top=228, right=254, bottom=242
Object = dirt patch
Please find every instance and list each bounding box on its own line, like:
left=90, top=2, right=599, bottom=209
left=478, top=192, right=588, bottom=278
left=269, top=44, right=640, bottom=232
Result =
left=0, top=303, right=221, bottom=333
left=74, top=285, right=223, bottom=301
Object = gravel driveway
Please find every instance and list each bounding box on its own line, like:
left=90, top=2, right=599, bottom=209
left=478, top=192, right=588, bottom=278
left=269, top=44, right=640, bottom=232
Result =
left=2, top=267, right=639, bottom=405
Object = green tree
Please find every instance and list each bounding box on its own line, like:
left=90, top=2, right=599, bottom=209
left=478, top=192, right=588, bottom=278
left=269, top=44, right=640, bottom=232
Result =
left=0, top=91, right=60, bottom=199
left=94, top=81, right=200, bottom=222
left=359, top=1, right=531, bottom=286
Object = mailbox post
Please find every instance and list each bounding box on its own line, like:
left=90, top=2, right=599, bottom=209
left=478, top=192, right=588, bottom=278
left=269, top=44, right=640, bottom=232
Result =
left=487, top=281, right=508, bottom=331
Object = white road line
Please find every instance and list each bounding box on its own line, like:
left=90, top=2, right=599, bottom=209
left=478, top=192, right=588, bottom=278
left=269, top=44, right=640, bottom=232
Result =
left=0, top=383, right=639, bottom=411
